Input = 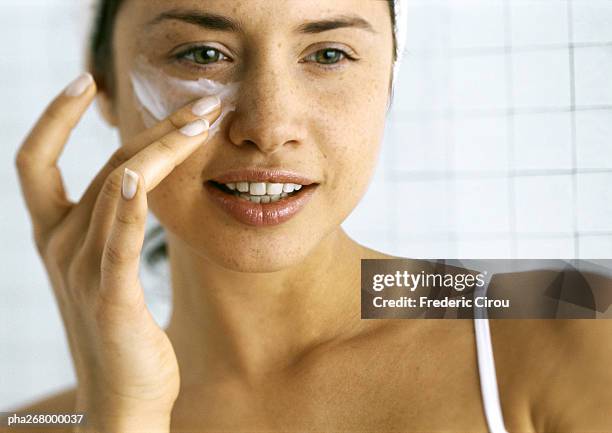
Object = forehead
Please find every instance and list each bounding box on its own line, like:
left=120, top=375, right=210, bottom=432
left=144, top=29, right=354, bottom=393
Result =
left=118, top=0, right=392, bottom=36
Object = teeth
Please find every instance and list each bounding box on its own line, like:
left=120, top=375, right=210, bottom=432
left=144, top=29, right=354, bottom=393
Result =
left=224, top=181, right=308, bottom=203
left=266, top=183, right=284, bottom=195
left=249, top=182, right=267, bottom=196
left=224, top=181, right=304, bottom=192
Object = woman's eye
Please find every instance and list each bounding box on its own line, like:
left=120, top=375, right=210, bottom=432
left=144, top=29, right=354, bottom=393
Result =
left=306, top=48, right=348, bottom=65
left=178, top=46, right=228, bottom=65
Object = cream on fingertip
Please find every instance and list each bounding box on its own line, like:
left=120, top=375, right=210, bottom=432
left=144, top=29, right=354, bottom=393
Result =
left=180, top=119, right=209, bottom=137
left=65, top=72, right=94, bottom=97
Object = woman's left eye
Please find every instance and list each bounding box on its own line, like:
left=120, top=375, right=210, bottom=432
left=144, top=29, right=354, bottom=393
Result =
left=305, top=48, right=351, bottom=66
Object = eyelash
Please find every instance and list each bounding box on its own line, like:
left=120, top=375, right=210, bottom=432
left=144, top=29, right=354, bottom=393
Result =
left=174, top=45, right=357, bottom=71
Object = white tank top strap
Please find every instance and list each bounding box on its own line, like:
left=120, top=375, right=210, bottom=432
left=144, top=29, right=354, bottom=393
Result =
left=473, top=272, right=509, bottom=433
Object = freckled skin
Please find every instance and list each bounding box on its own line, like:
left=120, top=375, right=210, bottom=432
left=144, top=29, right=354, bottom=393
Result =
left=110, top=0, right=395, bottom=275
left=102, top=1, right=487, bottom=430
left=12, top=2, right=612, bottom=430
left=103, top=0, right=497, bottom=430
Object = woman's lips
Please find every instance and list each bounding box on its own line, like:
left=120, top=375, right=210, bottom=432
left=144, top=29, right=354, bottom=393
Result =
left=203, top=181, right=318, bottom=227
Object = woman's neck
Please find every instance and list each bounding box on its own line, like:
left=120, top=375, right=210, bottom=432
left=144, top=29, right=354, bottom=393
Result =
left=164, top=227, right=366, bottom=388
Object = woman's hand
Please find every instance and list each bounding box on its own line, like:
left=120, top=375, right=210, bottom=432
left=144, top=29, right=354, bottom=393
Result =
left=14, top=73, right=221, bottom=433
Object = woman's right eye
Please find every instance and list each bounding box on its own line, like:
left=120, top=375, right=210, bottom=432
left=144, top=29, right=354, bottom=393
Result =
left=176, top=46, right=229, bottom=66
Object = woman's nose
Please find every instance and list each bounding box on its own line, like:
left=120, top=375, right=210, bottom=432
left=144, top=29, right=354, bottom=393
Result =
left=227, top=67, right=307, bottom=155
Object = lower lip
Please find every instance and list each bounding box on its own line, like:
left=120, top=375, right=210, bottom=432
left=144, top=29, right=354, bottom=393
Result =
left=203, top=182, right=318, bottom=227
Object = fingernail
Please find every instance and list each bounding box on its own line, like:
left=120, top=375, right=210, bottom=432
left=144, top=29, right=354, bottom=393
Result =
left=180, top=119, right=210, bottom=137
left=64, top=72, right=94, bottom=97
left=122, top=167, right=139, bottom=200
left=192, top=95, right=221, bottom=116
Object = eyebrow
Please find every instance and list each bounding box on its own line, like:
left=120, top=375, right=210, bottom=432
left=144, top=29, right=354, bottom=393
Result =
left=147, top=9, right=377, bottom=35
left=294, top=15, right=377, bottom=34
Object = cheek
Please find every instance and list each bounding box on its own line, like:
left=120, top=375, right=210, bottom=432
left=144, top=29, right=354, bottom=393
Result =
left=115, top=80, right=150, bottom=143
left=312, top=70, right=389, bottom=214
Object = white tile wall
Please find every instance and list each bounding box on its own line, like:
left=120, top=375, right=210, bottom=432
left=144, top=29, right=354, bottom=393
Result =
left=452, top=116, right=509, bottom=171
left=391, top=118, right=451, bottom=172
left=456, top=238, right=514, bottom=258
left=574, top=46, right=612, bottom=106
left=510, top=1, right=569, bottom=46
left=575, top=110, right=612, bottom=169
left=2, top=0, right=612, bottom=411
left=511, top=50, right=572, bottom=109
left=516, top=236, right=577, bottom=258
left=572, top=0, right=612, bottom=44
left=448, top=0, right=505, bottom=49
left=514, top=175, right=574, bottom=233
left=453, top=178, right=511, bottom=233
left=513, top=112, right=573, bottom=170
left=576, top=173, right=612, bottom=231
left=394, top=178, right=454, bottom=236
left=451, top=53, right=508, bottom=110
left=580, top=234, right=612, bottom=257
left=396, top=236, right=459, bottom=259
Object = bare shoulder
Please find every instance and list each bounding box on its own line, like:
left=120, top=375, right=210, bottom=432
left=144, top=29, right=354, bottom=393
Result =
left=481, top=265, right=612, bottom=430
left=489, top=318, right=612, bottom=432
left=544, top=319, right=612, bottom=432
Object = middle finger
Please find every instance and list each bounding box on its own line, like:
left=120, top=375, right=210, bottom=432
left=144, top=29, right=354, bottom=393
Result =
left=67, top=95, right=221, bottom=233
left=80, top=118, right=212, bottom=262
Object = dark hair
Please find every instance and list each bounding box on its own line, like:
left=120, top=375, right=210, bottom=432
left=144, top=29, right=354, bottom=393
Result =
left=90, top=0, right=398, bottom=270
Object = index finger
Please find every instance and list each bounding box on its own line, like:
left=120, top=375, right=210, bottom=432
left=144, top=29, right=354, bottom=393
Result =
left=67, top=94, right=222, bottom=229
left=14, top=72, right=96, bottom=239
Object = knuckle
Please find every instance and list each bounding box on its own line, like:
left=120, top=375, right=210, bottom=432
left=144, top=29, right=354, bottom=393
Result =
left=100, top=171, right=123, bottom=200
left=108, top=148, right=130, bottom=170
left=167, top=114, right=182, bottom=130
left=115, top=210, right=143, bottom=226
left=103, top=243, right=132, bottom=267
left=156, top=136, right=178, bottom=159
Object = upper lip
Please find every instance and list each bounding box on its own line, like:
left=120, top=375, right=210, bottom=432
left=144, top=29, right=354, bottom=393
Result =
left=208, top=168, right=319, bottom=185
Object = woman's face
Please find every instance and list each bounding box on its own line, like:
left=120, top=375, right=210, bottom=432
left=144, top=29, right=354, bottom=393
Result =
left=110, top=0, right=394, bottom=272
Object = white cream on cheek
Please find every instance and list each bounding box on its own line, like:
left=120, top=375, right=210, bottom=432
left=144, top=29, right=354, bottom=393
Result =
left=129, top=55, right=240, bottom=138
